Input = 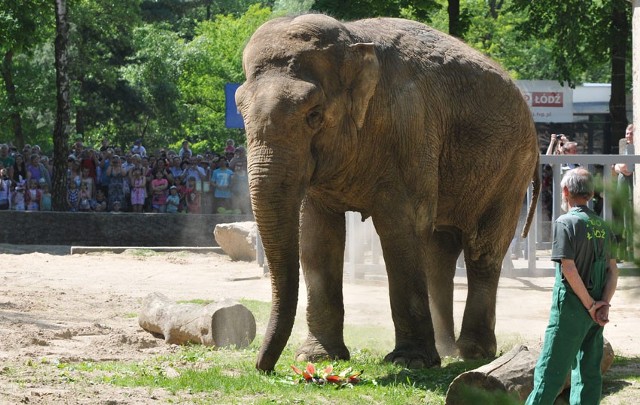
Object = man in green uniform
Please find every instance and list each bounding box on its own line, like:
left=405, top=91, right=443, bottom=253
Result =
left=526, top=168, right=619, bottom=405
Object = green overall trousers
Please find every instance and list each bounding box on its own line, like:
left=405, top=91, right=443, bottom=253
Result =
left=526, top=211, right=608, bottom=405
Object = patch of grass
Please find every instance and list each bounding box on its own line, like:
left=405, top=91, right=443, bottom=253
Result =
left=604, top=356, right=640, bottom=381
left=238, top=299, right=271, bottom=323
left=53, top=344, right=640, bottom=404
left=122, top=312, right=138, bottom=319
left=58, top=344, right=494, bottom=404
left=344, top=325, right=394, bottom=355
left=176, top=299, right=214, bottom=305
left=124, top=249, right=156, bottom=257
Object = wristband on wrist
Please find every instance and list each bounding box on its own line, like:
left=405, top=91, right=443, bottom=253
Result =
left=587, top=300, right=596, bottom=311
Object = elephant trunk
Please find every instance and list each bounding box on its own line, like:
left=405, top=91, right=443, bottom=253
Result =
left=249, top=146, right=307, bottom=372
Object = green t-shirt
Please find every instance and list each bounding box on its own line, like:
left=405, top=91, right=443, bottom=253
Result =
left=551, top=206, right=615, bottom=290
left=0, top=155, right=14, bottom=170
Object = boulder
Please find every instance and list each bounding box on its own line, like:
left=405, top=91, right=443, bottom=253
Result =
left=214, top=221, right=257, bottom=261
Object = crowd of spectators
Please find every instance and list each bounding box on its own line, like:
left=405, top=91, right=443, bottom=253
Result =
left=0, top=138, right=251, bottom=215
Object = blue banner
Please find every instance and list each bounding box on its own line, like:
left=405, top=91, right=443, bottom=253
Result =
left=225, top=83, right=245, bottom=129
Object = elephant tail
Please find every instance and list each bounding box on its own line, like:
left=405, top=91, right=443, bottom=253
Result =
left=521, top=156, right=540, bottom=239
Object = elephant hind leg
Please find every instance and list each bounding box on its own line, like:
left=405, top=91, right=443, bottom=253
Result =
left=426, top=227, right=462, bottom=357
left=457, top=244, right=508, bottom=359
left=456, top=257, right=499, bottom=360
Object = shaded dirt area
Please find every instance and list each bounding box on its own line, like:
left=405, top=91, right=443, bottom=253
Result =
left=0, top=245, right=638, bottom=404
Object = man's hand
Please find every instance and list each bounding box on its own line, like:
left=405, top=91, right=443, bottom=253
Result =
left=594, top=303, right=610, bottom=327
left=588, top=301, right=610, bottom=326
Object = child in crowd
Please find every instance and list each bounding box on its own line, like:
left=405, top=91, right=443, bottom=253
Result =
left=210, top=159, right=233, bottom=213
left=25, top=178, right=41, bottom=211
left=165, top=185, right=180, bottom=213
left=93, top=188, right=107, bottom=212
left=224, top=139, right=235, bottom=155
left=111, top=200, right=122, bottom=213
left=0, top=168, right=11, bottom=210
left=151, top=169, right=168, bottom=213
left=130, top=167, right=146, bottom=213
left=178, top=177, right=191, bottom=212
left=80, top=167, right=95, bottom=200
left=185, top=176, right=201, bottom=214
left=12, top=184, right=26, bottom=211
left=40, top=183, right=52, bottom=211
left=67, top=180, right=79, bottom=212
left=78, top=182, right=92, bottom=212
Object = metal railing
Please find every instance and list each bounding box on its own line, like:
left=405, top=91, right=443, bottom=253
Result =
left=522, top=154, right=640, bottom=271
left=258, top=154, right=640, bottom=277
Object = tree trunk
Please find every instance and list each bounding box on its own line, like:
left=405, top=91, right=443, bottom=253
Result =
left=75, top=77, right=85, bottom=136
left=608, top=1, right=631, bottom=154
left=487, top=0, right=505, bottom=19
left=448, top=0, right=461, bottom=38
left=1, top=50, right=25, bottom=149
left=138, top=292, right=256, bottom=348
left=53, top=0, right=72, bottom=211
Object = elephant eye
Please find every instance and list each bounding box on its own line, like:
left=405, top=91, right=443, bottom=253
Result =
left=306, top=107, right=324, bottom=130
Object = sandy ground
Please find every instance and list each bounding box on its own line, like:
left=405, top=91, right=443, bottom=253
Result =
left=0, top=244, right=638, bottom=404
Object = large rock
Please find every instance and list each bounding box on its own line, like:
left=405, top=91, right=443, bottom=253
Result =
left=214, top=221, right=257, bottom=261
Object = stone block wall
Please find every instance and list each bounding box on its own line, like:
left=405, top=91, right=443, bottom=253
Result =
left=0, top=211, right=253, bottom=247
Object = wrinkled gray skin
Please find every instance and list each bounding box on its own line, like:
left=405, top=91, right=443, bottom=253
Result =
left=236, top=14, right=540, bottom=372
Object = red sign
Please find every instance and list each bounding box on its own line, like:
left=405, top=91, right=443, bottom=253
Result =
left=531, top=92, right=563, bottom=107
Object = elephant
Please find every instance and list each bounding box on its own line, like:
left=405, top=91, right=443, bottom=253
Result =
left=235, top=14, right=540, bottom=372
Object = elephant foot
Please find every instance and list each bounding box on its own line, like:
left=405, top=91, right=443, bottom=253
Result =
left=384, top=347, right=441, bottom=369
left=295, top=337, right=350, bottom=363
left=457, top=335, right=496, bottom=360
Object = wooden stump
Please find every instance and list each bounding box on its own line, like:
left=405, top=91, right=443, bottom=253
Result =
left=138, top=292, right=256, bottom=348
left=445, top=341, right=615, bottom=404
left=445, top=345, right=537, bottom=404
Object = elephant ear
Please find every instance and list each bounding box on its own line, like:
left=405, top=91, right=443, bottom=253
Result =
left=343, top=43, right=380, bottom=130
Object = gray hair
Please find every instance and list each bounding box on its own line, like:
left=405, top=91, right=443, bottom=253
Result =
left=561, top=168, right=594, bottom=199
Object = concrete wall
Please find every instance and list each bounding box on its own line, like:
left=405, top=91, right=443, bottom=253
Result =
left=0, top=211, right=253, bottom=247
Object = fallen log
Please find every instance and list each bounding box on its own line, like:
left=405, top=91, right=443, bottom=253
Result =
left=445, top=341, right=614, bottom=404
left=138, top=292, right=256, bottom=348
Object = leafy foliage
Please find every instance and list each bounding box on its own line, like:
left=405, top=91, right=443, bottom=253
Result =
left=119, top=24, right=186, bottom=148
left=177, top=4, right=271, bottom=151
left=0, top=0, right=52, bottom=53
left=509, top=0, right=622, bottom=86
left=312, top=0, right=440, bottom=21
left=273, top=0, right=315, bottom=15
left=0, top=0, right=633, bottom=156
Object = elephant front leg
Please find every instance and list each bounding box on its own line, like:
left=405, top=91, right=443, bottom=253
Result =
left=295, top=198, right=350, bottom=362
left=376, top=219, right=440, bottom=369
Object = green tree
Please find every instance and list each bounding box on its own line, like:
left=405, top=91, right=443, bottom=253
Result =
left=69, top=0, right=144, bottom=149
left=312, top=0, right=439, bottom=21
left=511, top=0, right=632, bottom=152
left=140, top=0, right=273, bottom=37
left=120, top=24, right=186, bottom=148
left=449, top=1, right=558, bottom=80
left=0, top=0, right=52, bottom=148
left=273, top=0, right=315, bottom=14
left=178, top=4, right=271, bottom=151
